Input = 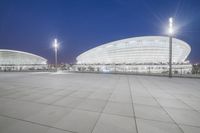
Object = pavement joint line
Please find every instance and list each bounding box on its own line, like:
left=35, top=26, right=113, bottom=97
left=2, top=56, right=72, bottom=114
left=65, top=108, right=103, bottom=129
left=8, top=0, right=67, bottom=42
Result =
left=127, top=75, right=139, bottom=133
left=1, top=91, right=140, bottom=113
left=1, top=73, right=200, bottom=132
left=135, top=117, right=176, bottom=124
left=3, top=90, right=198, bottom=112
left=149, top=81, right=200, bottom=126
left=0, top=113, right=78, bottom=133
left=139, top=77, right=185, bottom=133
left=162, top=84, right=200, bottom=114
left=177, top=98, right=200, bottom=113
left=90, top=75, right=120, bottom=133
left=135, top=117, right=200, bottom=128
left=44, top=90, right=79, bottom=105
left=149, top=78, right=200, bottom=113
left=23, top=102, right=179, bottom=123
left=2, top=90, right=80, bottom=104
left=133, top=102, right=194, bottom=111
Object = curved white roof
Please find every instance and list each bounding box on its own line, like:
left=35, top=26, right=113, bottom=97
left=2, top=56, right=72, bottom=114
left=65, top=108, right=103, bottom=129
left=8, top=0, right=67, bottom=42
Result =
left=0, top=49, right=47, bottom=65
left=76, top=36, right=191, bottom=64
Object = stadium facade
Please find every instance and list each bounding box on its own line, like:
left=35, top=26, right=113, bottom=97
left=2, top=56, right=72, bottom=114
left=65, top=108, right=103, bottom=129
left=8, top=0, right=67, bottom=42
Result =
left=0, top=49, right=47, bottom=71
left=76, top=36, right=192, bottom=74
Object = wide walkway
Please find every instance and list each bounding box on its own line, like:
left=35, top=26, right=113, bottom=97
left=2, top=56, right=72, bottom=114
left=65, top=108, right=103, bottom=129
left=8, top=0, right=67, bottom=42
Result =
left=0, top=72, right=200, bottom=133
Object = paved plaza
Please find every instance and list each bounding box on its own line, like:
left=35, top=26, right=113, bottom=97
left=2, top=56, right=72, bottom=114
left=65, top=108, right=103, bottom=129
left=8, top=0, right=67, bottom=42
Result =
left=0, top=72, right=200, bottom=133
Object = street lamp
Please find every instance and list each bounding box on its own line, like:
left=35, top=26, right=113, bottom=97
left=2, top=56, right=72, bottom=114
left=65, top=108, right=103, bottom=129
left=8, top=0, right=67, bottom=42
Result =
left=168, top=17, right=174, bottom=78
left=53, top=38, right=59, bottom=71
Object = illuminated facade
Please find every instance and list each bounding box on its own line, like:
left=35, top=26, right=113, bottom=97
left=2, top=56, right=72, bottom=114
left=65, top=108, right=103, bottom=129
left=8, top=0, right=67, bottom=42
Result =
left=76, top=36, right=192, bottom=73
left=0, top=49, right=47, bottom=71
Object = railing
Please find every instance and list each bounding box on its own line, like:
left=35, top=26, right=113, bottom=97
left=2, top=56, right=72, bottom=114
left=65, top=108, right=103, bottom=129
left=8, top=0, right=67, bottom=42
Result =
left=71, top=64, right=200, bottom=78
left=0, top=64, right=200, bottom=78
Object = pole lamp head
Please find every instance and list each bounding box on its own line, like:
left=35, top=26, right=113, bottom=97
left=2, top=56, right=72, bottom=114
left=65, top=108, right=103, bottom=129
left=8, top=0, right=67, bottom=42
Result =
left=168, top=17, right=174, bottom=35
left=53, top=38, right=59, bottom=50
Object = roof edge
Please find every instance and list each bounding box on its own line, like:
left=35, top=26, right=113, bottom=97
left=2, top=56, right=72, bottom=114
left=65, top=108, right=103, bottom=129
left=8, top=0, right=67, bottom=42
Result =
left=0, top=49, right=47, bottom=61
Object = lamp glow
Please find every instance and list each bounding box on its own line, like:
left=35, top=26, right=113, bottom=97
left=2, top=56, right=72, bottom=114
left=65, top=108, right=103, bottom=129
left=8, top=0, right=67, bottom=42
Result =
left=168, top=17, right=174, bottom=34
left=168, top=17, right=174, bottom=78
left=53, top=38, right=59, bottom=71
left=53, top=39, right=59, bottom=49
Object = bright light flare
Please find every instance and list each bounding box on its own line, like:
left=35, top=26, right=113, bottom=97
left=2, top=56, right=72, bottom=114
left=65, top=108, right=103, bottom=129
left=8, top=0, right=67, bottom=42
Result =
left=168, top=17, right=174, bottom=35
left=53, top=38, right=59, bottom=49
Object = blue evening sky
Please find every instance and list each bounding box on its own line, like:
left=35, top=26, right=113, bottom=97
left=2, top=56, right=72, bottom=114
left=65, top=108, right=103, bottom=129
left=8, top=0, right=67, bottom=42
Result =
left=0, top=0, right=200, bottom=63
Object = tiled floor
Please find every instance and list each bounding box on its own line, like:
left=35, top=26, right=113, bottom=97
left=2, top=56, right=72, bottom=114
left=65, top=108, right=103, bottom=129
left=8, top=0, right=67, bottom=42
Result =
left=0, top=72, right=200, bottom=133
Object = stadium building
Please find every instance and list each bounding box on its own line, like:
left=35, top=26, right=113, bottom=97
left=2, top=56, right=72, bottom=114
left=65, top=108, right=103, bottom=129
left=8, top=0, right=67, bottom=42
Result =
left=76, top=36, right=192, bottom=74
left=0, top=49, right=47, bottom=71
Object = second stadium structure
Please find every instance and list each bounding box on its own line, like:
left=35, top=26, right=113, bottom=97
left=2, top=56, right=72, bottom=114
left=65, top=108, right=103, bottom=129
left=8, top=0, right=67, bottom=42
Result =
left=76, top=36, right=192, bottom=74
left=0, top=49, right=47, bottom=71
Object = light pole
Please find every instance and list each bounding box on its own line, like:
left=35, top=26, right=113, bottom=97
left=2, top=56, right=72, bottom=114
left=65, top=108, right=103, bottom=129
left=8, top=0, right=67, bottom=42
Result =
left=168, top=17, right=174, bottom=78
left=53, top=38, right=59, bottom=71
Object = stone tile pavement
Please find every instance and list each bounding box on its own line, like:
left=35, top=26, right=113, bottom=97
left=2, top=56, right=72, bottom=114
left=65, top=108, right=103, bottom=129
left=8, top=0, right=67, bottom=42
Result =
left=0, top=72, right=200, bottom=133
